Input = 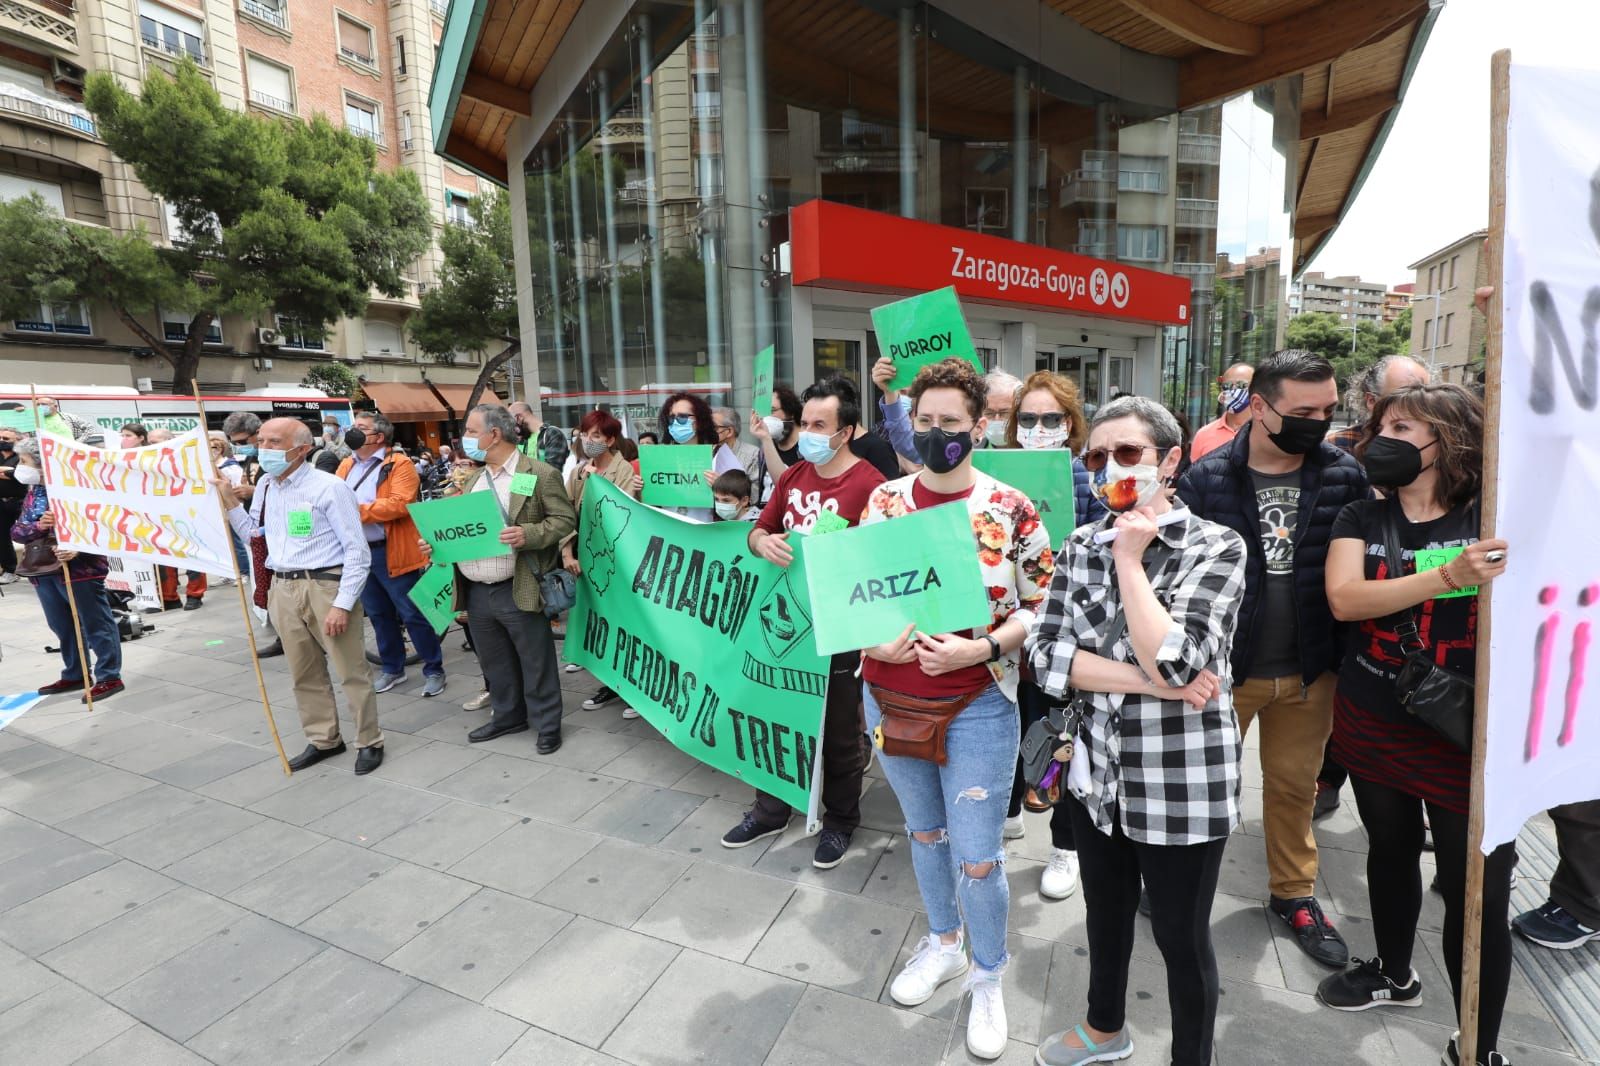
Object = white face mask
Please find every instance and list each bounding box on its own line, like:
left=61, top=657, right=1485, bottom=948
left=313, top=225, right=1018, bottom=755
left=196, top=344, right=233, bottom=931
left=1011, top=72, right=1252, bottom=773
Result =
left=983, top=421, right=1009, bottom=448
left=14, top=464, right=41, bottom=486
left=1018, top=425, right=1069, bottom=451
left=1096, top=459, right=1165, bottom=512
left=713, top=500, right=743, bottom=521
left=762, top=415, right=787, bottom=439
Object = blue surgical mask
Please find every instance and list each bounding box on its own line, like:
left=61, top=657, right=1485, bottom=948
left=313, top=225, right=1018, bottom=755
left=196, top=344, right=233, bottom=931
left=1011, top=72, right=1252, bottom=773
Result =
left=461, top=436, right=488, bottom=461
left=258, top=448, right=293, bottom=477
left=797, top=428, right=842, bottom=465
left=234, top=444, right=257, bottom=458
left=898, top=395, right=913, bottom=414
left=668, top=419, right=696, bottom=444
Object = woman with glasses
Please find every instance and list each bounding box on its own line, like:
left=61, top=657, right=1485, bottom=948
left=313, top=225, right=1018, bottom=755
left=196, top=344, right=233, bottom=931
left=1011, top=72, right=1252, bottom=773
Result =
left=653, top=392, right=743, bottom=525
left=1026, top=396, right=1247, bottom=1066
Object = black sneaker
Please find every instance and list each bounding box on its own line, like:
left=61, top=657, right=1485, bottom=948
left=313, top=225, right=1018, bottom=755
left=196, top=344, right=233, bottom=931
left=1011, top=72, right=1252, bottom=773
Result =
left=720, top=811, right=787, bottom=849
left=1512, top=901, right=1600, bottom=950
left=1271, top=895, right=1350, bottom=967
left=1442, top=1029, right=1512, bottom=1065
left=812, top=829, right=852, bottom=870
left=1317, top=957, right=1422, bottom=1011
left=1313, top=781, right=1340, bottom=820
left=581, top=686, right=619, bottom=711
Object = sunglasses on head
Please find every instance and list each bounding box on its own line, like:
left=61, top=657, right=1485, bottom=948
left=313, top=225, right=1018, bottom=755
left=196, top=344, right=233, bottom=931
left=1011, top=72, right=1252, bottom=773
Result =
left=1081, top=443, right=1159, bottom=471
left=1016, top=412, right=1066, bottom=431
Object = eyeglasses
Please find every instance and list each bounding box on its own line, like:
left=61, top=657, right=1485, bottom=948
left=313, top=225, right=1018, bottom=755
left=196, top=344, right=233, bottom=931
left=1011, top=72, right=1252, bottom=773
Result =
left=1081, top=443, right=1159, bottom=471
left=1016, top=412, right=1066, bottom=431
left=670, top=414, right=693, bottom=425
left=911, top=416, right=974, bottom=433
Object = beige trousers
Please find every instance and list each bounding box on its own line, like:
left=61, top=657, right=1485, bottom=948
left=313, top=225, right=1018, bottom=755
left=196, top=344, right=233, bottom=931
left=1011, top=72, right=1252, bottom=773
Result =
left=1233, top=671, right=1335, bottom=900
left=267, top=575, right=383, bottom=750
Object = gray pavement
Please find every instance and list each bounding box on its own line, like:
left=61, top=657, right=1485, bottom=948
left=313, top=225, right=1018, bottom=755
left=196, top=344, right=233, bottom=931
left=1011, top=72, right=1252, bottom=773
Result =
left=0, top=579, right=1591, bottom=1065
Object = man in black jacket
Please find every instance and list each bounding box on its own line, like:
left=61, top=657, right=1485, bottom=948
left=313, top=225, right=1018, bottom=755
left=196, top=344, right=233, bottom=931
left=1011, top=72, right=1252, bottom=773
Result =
left=1177, top=350, right=1368, bottom=969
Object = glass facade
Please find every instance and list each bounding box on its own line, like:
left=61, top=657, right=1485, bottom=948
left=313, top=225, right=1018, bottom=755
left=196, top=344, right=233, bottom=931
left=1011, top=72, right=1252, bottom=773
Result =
left=520, top=0, right=1297, bottom=429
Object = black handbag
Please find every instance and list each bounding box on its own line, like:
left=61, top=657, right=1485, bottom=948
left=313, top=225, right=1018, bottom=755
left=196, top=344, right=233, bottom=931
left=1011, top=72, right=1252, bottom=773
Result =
left=1380, top=499, right=1475, bottom=751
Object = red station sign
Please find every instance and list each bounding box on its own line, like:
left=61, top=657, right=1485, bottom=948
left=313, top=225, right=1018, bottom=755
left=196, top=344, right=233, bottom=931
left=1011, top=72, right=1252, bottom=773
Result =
left=789, top=199, right=1191, bottom=327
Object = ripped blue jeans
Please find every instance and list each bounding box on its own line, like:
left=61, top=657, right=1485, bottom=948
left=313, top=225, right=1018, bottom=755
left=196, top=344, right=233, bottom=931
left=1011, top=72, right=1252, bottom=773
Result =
left=864, top=681, right=1018, bottom=971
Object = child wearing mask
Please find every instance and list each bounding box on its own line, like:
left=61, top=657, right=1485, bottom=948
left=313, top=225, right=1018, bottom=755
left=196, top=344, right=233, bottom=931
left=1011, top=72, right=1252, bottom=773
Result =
left=711, top=470, right=759, bottom=522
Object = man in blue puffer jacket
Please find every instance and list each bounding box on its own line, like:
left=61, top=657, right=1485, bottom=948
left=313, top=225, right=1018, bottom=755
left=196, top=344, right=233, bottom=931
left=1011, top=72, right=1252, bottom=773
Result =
left=1177, top=350, right=1368, bottom=971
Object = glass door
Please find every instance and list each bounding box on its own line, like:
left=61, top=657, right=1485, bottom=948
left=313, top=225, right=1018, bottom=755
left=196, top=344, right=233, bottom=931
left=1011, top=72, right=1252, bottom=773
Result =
left=813, top=329, right=870, bottom=421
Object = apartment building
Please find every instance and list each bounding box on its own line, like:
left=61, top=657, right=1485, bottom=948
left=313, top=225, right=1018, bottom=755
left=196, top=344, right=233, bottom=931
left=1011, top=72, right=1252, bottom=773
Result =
left=1407, top=229, right=1488, bottom=384
left=1384, top=282, right=1413, bottom=324
left=0, top=0, right=494, bottom=394
left=1289, top=271, right=1387, bottom=323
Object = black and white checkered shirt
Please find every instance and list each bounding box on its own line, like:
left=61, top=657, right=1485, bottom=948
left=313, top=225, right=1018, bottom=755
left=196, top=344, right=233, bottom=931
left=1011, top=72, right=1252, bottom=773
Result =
left=1025, top=509, right=1249, bottom=846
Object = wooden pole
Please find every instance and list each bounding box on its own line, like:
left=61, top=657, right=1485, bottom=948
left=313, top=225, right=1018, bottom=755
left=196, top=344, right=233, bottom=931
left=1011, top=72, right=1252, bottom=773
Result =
left=1460, top=47, right=1511, bottom=1066
left=192, top=388, right=292, bottom=776
left=30, top=386, right=95, bottom=711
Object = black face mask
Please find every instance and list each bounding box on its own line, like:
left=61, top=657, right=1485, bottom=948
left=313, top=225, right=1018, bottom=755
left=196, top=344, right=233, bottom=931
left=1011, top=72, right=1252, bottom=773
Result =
left=0, top=441, right=12, bottom=452
left=1262, top=400, right=1331, bottom=456
left=518, top=424, right=533, bottom=441
left=343, top=427, right=369, bottom=452
left=1362, top=435, right=1435, bottom=487
left=913, top=426, right=974, bottom=474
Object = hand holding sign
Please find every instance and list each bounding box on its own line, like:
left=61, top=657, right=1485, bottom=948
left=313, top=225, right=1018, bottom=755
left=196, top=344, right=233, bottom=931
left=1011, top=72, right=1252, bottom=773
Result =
left=870, top=287, right=983, bottom=390
left=752, top=345, right=775, bottom=417
left=406, top=563, right=457, bottom=635
left=408, top=492, right=512, bottom=563
left=639, top=445, right=714, bottom=508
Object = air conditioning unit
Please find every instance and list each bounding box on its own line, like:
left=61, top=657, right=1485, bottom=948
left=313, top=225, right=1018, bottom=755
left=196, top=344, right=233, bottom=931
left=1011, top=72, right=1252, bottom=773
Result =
left=253, top=357, right=274, bottom=371
left=52, top=58, right=86, bottom=87
left=257, top=327, right=282, bottom=346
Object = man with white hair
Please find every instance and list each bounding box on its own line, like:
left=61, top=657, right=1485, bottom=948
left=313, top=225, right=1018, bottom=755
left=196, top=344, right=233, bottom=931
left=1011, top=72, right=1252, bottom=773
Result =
left=980, top=369, right=1023, bottom=448
left=1329, top=355, right=1431, bottom=455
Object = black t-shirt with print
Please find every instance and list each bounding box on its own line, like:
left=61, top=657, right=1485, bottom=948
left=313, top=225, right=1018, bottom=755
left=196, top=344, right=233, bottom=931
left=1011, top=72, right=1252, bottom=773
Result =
left=1249, top=468, right=1301, bottom=678
left=1330, top=497, right=1479, bottom=723
left=849, top=432, right=901, bottom=481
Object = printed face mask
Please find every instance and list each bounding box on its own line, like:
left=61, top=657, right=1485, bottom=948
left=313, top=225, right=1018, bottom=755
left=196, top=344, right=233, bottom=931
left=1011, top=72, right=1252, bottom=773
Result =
left=1094, top=458, right=1164, bottom=512
left=581, top=438, right=608, bottom=458
left=1220, top=383, right=1251, bottom=414
left=1018, top=425, right=1069, bottom=451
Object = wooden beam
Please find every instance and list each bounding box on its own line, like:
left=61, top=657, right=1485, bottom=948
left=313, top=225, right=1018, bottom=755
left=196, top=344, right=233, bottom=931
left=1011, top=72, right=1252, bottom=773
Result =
left=444, top=134, right=510, bottom=185
left=1180, top=0, right=1427, bottom=107
left=1299, top=90, right=1398, bottom=141
left=1113, top=0, right=1263, bottom=56
left=1294, top=211, right=1340, bottom=239
left=460, top=71, right=530, bottom=116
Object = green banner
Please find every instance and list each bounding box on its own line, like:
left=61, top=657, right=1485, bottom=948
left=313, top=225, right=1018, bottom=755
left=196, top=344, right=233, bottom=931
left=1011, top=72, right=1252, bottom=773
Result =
left=972, top=449, right=1076, bottom=548
left=752, top=345, right=775, bottom=417
left=800, top=501, right=992, bottom=655
left=639, top=444, right=713, bottom=508
left=869, top=287, right=982, bottom=389
left=406, top=564, right=457, bottom=635
left=407, top=491, right=511, bottom=564
left=566, top=476, right=828, bottom=817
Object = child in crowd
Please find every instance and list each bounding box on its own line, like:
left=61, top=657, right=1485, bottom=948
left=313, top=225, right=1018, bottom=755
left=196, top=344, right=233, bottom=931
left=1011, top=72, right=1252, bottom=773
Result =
left=712, top=470, right=759, bottom=522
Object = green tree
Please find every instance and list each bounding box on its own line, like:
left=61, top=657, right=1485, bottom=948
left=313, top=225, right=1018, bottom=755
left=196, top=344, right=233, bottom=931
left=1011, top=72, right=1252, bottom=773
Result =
left=301, top=362, right=362, bottom=402
left=0, top=60, right=431, bottom=396
left=1392, top=306, right=1412, bottom=345
left=1285, top=311, right=1406, bottom=395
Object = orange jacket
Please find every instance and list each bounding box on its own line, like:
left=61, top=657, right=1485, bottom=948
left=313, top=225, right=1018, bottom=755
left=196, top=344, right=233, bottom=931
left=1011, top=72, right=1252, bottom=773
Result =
left=335, top=450, right=428, bottom=577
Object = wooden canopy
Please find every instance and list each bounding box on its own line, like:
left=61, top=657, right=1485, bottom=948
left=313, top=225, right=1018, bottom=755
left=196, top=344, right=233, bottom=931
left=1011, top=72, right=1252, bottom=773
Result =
left=430, top=0, right=1438, bottom=274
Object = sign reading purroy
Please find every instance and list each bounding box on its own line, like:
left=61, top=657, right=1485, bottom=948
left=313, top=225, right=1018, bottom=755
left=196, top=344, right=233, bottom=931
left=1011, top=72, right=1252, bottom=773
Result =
left=788, top=199, right=1191, bottom=326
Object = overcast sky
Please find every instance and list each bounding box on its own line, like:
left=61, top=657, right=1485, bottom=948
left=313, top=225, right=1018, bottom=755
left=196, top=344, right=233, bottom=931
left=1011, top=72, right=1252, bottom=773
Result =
left=1306, top=0, right=1600, bottom=287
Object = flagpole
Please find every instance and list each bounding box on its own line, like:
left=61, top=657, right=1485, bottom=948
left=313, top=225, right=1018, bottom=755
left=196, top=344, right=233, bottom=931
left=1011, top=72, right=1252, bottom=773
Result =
left=30, top=386, right=95, bottom=712
left=192, top=387, right=292, bottom=776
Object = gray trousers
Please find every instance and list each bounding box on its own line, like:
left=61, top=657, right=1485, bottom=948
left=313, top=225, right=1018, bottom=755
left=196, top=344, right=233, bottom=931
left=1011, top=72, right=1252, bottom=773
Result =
left=464, top=578, right=563, bottom=738
left=1549, top=799, right=1600, bottom=928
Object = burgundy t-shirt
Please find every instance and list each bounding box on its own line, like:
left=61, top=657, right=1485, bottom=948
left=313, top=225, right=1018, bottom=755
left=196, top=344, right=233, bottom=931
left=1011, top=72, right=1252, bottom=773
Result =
left=757, top=456, right=885, bottom=535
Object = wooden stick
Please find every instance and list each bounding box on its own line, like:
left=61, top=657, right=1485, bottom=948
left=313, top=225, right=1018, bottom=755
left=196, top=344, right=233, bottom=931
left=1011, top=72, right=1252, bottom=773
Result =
left=1460, top=47, right=1512, bottom=1066
left=30, top=386, right=95, bottom=711
left=192, top=388, right=292, bottom=777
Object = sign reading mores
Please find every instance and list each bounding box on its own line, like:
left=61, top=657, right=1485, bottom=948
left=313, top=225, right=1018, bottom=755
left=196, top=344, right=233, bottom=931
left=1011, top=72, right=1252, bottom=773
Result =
left=407, top=491, right=510, bottom=564
left=565, top=476, right=827, bottom=819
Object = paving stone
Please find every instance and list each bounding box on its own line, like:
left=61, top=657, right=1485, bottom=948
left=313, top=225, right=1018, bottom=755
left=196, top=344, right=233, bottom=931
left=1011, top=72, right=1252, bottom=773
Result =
left=603, top=949, right=804, bottom=1065
left=189, top=947, right=416, bottom=1066
left=40, top=713, right=170, bottom=760
left=447, top=819, right=600, bottom=898
left=54, top=783, right=210, bottom=847
left=670, top=761, right=759, bottom=806
left=0, top=860, right=177, bottom=955
left=655, top=796, right=780, bottom=869
left=41, top=886, right=243, bottom=994
left=107, top=912, right=322, bottom=1040
left=764, top=985, right=948, bottom=1066
left=196, top=756, right=303, bottom=806
left=633, top=860, right=795, bottom=963
left=430, top=752, right=555, bottom=806
left=375, top=739, right=488, bottom=788
left=745, top=886, right=912, bottom=998
left=0, top=739, right=70, bottom=775
left=858, top=835, right=927, bottom=911
left=494, top=1025, right=629, bottom=1065
left=246, top=768, right=374, bottom=826
left=501, top=764, right=628, bottom=823
left=0, top=812, right=68, bottom=864
left=145, top=741, right=275, bottom=787
left=108, top=798, right=263, bottom=869
left=1208, top=971, right=1403, bottom=1065
left=484, top=916, right=679, bottom=1046
left=595, top=737, right=701, bottom=787
left=304, top=781, right=449, bottom=848
left=0, top=939, right=63, bottom=1014
left=529, top=724, right=641, bottom=772
left=0, top=980, right=135, bottom=1066
left=100, top=726, right=232, bottom=773
left=571, top=781, right=706, bottom=844
left=751, top=823, right=895, bottom=895
left=384, top=886, right=571, bottom=1001
left=4, top=762, right=157, bottom=825
left=370, top=695, right=460, bottom=735
left=300, top=861, right=478, bottom=961
left=373, top=800, right=521, bottom=870
left=535, top=838, right=690, bottom=926
left=71, top=1022, right=213, bottom=1065
left=330, top=984, right=528, bottom=1063
left=227, top=837, right=399, bottom=926
left=161, top=819, right=326, bottom=895
left=1384, top=1014, right=1584, bottom=1066
left=0, top=834, right=119, bottom=912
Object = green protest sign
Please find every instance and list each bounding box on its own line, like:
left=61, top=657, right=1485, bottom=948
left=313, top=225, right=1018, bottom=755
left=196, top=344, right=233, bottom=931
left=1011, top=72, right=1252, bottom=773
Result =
left=406, top=564, right=457, bottom=634
left=0, top=408, right=37, bottom=433
left=566, top=475, right=827, bottom=819
left=800, top=501, right=991, bottom=655
left=408, top=491, right=511, bottom=564
left=869, top=286, right=982, bottom=389
left=752, top=345, right=775, bottom=417
left=972, top=449, right=1076, bottom=547
left=1415, top=547, right=1478, bottom=599
left=639, top=445, right=713, bottom=508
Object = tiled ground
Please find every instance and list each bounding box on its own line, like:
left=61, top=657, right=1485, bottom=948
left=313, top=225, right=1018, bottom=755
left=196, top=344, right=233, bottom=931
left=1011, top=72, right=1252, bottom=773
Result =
left=0, top=579, right=1590, bottom=1065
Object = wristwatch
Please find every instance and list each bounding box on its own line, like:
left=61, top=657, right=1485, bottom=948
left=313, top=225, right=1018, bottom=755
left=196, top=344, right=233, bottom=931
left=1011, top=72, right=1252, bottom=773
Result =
left=982, top=635, right=1002, bottom=662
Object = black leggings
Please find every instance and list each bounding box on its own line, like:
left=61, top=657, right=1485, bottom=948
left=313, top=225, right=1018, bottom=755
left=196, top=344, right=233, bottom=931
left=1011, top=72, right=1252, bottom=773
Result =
left=1007, top=680, right=1077, bottom=850
left=1067, top=797, right=1226, bottom=1066
left=1349, top=775, right=1517, bottom=1055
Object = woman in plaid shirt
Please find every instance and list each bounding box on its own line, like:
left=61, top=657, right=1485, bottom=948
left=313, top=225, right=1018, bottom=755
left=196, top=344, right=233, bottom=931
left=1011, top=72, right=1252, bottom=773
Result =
left=1025, top=396, right=1248, bottom=1066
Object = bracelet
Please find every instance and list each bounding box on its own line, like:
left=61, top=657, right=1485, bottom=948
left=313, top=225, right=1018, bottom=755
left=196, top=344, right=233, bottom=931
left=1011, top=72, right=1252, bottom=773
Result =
left=1439, top=561, right=1462, bottom=593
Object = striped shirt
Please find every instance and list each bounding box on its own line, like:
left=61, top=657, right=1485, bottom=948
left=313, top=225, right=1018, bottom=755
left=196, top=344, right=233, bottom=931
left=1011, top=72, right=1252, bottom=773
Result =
left=227, top=460, right=371, bottom=611
left=457, top=451, right=518, bottom=585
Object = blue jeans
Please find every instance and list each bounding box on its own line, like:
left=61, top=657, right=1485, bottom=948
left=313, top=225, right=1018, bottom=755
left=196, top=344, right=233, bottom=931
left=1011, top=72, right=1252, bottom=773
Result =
left=34, top=574, right=121, bottom=684
left=864, top=682, right=1018, bottom=971
left=359, top=541, right=444, bottom=677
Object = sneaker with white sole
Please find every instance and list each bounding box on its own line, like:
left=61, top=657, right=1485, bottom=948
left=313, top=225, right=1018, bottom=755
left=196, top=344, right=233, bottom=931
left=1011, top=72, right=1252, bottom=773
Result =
left=1316, top=956, right=1421, bottom=1011
left=563, top=662, right=584, bottom=674
left=889, top=933, right=968, bottom=1006
left=1442, top=1029, right=1513, bottom=1066
left=621, top=706, right=640, bottom=719
left=964, top=967, right=1007, bottom=1060
left=582, top=686, right=619, bottom=710
left=1003, top=814, right=1026, bottom=840
left=1041, top=848, right=1079, bottom=899
left=373, top=671, right=406, bottom=694
left=1512, top=901, right=1599, bottom=950
left=1036, top=1024, right=1134, bottom=1065
left=0, top=572, right=17, bottom=585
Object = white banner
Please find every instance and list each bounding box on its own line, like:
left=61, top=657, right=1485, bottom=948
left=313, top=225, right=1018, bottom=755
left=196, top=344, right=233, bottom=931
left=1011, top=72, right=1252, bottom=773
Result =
left=1487, top=63, right=1600, bottom=849
left=38, top=428, right=236, bottom=578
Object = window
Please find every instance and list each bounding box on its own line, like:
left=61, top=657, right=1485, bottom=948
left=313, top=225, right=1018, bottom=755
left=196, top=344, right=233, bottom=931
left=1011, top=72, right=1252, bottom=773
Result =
left=139, top=1, right=206, bottom=64
left=1443, top=313, right=1454, bottom=345
left=0, top=172, right=65, bottom=213
left=364, top=319, right=404, bottom=357
left=239, top=0, right=286, bottom=31
left=1117, top=224, right=1164, bottom=262
left=13, top=301, right=91, bottom=336
left=1081, top=150, right=1115, bottom=174
left=394, top=35, right=407, bottom=75
left=246, top=56, right=294, bottom=113
left=1449, top=255, right=1459, bottom=289
left=1427, top=266, right=1435, bottom=293
left=160, top=200, right=219, bottom=247
left=0, top=57, right=50, bottom=91
left=275, top=315, right=325, bottom=350
left=337, top=14, right=375, bottom=67
left=343, top=94, right=381, bottom=145
left=1422, top=318, right=1433, bottom=347
left=160, top=308, right=222, bottom=344
left=446, top=191, right=472, bottom=226
left=1117, top=156, right=1166, bottom=193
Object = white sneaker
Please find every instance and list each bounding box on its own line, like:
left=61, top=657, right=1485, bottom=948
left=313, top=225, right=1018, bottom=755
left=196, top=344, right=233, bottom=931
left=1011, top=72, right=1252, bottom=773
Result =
left=964, top=968, right=1008, bottom=1060
left=563, top=662, right=584, bottom=674
left=0, top=572, right=16, bottom=585
left=1041, top=848, right=1080, bottom=900
left=621, top=706, right=640, bottom=720
left=1002, top=814, right=1026, bottom=840
left=889, top=933, right=968, bottom=1006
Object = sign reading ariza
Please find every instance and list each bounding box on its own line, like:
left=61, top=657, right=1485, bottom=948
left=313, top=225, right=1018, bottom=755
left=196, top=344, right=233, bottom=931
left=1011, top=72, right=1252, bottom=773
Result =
left=565, top=476, right=827, bottom=815
left=869, top=286, right=983, bottom=389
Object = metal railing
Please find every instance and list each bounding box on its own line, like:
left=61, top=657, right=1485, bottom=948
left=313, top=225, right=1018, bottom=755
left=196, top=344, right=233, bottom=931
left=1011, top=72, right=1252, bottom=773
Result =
left=429, top=0, right=447, bottom=16
left=1059, top=170, right=1115, bottom=206
left=250, top=89, right=293, bottom=113
left=401, top=137, right=415, bottom=150
left=1175, top=198, right=1218, bottom=228
left=1172, top=262, right=1215, bottom=290
left=239, top=0, right=285, bottom=29
left=0, top=89, right=95, bottom=136
left=345, top=122, right=384, bottom=147
left=1072, top=242, right=1113, bottom=258
left=338, top=44, right=374, bottom=66
left=1177, top=130, right=1221, bottom=167
left=141, top=32, right=206, bottom=65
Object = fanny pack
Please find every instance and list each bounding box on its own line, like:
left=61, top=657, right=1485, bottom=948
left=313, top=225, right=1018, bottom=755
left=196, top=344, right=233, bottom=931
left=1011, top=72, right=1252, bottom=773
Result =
left=869, top=684, right=983, bottom=764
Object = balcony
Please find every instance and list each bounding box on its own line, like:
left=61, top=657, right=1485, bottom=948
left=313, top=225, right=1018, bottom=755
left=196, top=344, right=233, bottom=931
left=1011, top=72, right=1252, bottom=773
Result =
left=1175, top=198, right=1218, bottom=229
left=1073, top=242, right=1113, bottom=258
left=1177, top=132, right=1221, bottom=166
left=238, top=0, right=286, bottom=30
left=141, top=31, right=206, bottom=67
left=249, top=89, right=293, bottom=114
left=1172, top=261, right=1215, bottom=292
left=339, top=45, right=375, bottom=68
left=0, top=82, right=96, bottom=138
left=429, top=0, right=447, bottom=17
left=0, top=0, right=79, bottom=54
left=345, top=122, right=384, bottom=147
left=1059, top=170, right=1115, bottom=207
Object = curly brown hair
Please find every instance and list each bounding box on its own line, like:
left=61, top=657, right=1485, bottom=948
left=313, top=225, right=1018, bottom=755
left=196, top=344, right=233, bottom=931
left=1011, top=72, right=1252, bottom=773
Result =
left=1005, top=370, right=1088, bottom=452
left=907, top=357, right=986, bottom=420
left=1357, top=383, right=1483, bottom=508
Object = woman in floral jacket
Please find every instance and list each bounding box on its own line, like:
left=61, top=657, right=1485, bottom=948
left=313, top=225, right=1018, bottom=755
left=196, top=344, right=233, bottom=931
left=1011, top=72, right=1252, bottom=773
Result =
left=860, top=358, right=1053, bottom=1061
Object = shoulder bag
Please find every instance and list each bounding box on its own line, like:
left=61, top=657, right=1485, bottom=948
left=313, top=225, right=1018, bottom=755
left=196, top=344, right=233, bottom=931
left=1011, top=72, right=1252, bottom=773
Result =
left=249, top=480, right=272, bottom=610
left=1380, top=497, right=1475, bottom=751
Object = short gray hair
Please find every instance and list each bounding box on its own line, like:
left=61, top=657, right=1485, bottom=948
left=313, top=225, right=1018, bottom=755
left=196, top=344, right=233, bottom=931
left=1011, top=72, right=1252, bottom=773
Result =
left=714, top=407, right=739, bottom=429
left=290, top=422, right=314, bottom=447
left=13, top=435, right=39, bottom=460
left=982, top=370, right=1023, bottom=400
left=357, top=411, right=394, bottom=444
left=1091, top=395, right=1182, bottom=452
left=473, top=403, right=518, bottom=442
left=222, top=411, right=261, bottom=437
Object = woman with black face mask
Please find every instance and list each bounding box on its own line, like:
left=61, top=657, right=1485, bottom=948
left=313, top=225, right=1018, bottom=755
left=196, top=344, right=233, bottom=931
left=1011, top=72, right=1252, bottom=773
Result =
left=1320, top=384, right=1515, bottom=1066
